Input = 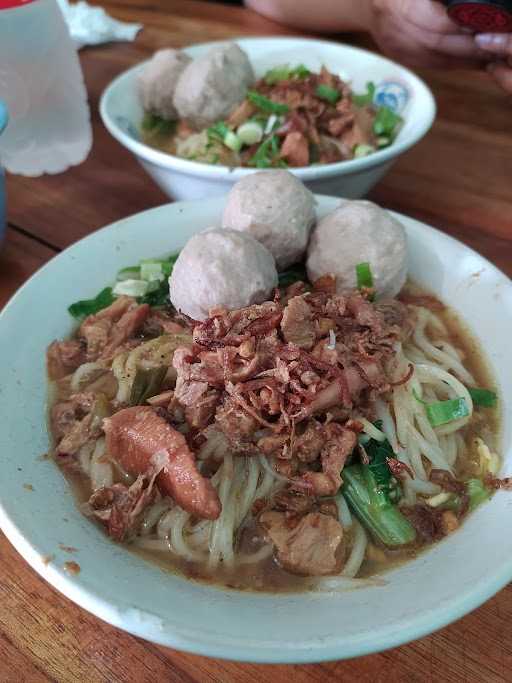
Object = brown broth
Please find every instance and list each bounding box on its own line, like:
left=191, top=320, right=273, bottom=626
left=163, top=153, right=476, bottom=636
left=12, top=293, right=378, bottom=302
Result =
left=49, top=283, right=501, bottom=592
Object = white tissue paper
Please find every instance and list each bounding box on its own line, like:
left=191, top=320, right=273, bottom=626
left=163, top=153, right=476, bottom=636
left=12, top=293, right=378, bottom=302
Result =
left=57, top=0, right=142, bottom=49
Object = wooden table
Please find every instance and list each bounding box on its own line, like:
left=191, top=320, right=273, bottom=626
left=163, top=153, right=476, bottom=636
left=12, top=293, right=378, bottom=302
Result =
left=1, top=1, right=512, bottom=680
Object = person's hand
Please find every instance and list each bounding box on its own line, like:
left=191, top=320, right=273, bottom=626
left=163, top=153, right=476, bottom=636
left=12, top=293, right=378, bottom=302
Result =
left=369, top=0, right=488, bottom=69
left=474, top=34, right=512, bottom=93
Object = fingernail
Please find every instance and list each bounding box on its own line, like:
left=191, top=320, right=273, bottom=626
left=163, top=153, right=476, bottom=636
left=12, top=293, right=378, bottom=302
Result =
left=475, top=33, right=507, bottom=49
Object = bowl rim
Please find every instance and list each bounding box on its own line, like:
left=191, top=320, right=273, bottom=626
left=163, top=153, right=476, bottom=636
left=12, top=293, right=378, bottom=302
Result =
left=99, top=35, right=437, bottom=181
left=0, top=196, right=511, bottom=663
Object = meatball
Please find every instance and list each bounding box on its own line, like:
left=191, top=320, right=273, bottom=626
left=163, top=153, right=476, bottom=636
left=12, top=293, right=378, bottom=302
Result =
left=169, top=228, right=278, bottom=321
left=222, top=170, right=316, bottom=270
left=138, top=49, right=191, bottom=120
left=306, top=201, right=407, bottom=298
left=173, top=43, right=254, bottom=128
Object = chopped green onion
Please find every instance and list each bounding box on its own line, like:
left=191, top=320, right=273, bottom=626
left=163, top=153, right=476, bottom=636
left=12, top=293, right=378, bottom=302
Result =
left=249, top=134, right=281, bottom=168
left=354, top=144, right=376, bottom=158
left=223, top=130, right=242, bottom=152
left=427, top=397, right=470, bottom=427
left=140, top=262, right=165, bottom=283
left=352, top=82, right=376, bottom=107
left=315, top=84, right=341, bottom=105
left=373, top=107, right=402, bottom=138
left=141, top=112, right=176, bottom=135
left=264, top=63, right=311, bottom=85
left=117, top=266, right=141, bottom=281
left=466, top=478, right=491, bottom=511
left=468, top=387, right=497, bottom=408
left=113, top=279, right=150, bottom=298
left=356, top=262, right=374, bottom=289
left=376, top=136, right=391, bottom=148
left=237, top=121, right=264, bottom=145
left=68, top=287, right=115, bottom=320
left=207, top=121, right=230, bottom=143
left=247, top=91, right=290, bottom=115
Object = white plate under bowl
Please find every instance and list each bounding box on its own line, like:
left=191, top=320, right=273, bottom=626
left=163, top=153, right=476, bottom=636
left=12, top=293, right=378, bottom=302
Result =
left=0, top=196, right=510, bottom=663
left=100, top=37, right=436, bottom=201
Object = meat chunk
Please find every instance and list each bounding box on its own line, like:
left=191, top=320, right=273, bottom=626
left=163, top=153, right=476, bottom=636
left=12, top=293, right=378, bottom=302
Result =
left=53, top=393, right=107, bottom=456
left=47, top=340, right=87, bottom=380
left=260, top=510, right=344, bottom=575
left=294, top=420, right=324, bottom=463
left=280, top=131, right=309, bottom=167
left=185, top=390, right=221, bottom=429
left=299, top=424, right=356, bottom=495
left=215, top=396, right=258, bottom=450
left=103, top=406, right=220, bottom=520
left=89, top=469, right=159, bottom=541
left=281, top=296, right=315, bottom=350
left=78, top=296, right=150, bottom=361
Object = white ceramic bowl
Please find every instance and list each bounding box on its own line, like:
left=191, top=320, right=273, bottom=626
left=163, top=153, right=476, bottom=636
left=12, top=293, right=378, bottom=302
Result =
left=100, top=37, right=436, bottom=201
left=0, top=196, right=511, bottom=663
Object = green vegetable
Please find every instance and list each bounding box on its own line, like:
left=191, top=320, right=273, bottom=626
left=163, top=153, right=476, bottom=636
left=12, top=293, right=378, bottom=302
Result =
left=140, top=261, right=165, bottom=283
left=224, top=130, right=242, bottom=152
left=141, top=112, right=176, bottom=136
left=466, top=478, right=491, bottom=511
left=413, top=390, right=470, bottom=427
left=113, top=279, right=153, bottom=298
left=68, top=287, right=115, bottom=320
left=426, top=398, right=469, bottom=427
left=342, top=464, right=416, bottom=547
left=278, top=264, right=308, bottom=288
left=354, top=144, right=375, bottom=158
left=117, top=266, right=141, bottom=281
left=248, top=134, right=281, bottom=168
left=352, top=82, right=376, bottom=107
left=129, top=366, right=168, bottom=406
left=468, top=387, right=497, bottom=408
left=247, top=91, right=290, bottom=115
left=264, top=63, right=310, bottom=85
left=356, top=262, right=374, bottom=290
left=315, top=84, right=341, bottom=105
left=207, top=121, right=230, bottom=143
left=376, top=136, right=391, bottom=148
left=441, top=478, right=491, bottom=513
left=373, top=107, right=402, bottom=138
left=237, top=121, right=264, bottom=145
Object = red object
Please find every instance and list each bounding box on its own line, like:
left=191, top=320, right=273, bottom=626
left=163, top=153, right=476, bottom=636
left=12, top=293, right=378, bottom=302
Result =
left=0, top=0, right=36, bottom=8
left=447, top=1, right=512, bottom=32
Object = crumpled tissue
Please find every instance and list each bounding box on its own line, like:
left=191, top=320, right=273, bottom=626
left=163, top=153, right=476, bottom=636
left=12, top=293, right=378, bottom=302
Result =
left=57, top=0, right=142, bottom=50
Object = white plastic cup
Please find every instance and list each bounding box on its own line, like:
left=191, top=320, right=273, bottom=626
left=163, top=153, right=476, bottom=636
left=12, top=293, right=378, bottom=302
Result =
left=0, top=0, right=92, bottom=176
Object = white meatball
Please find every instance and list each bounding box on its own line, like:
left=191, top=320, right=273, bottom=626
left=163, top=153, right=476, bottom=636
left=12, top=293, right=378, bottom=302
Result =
left=306, top=201, right=407, bottom=298
left=169, top=228, right=278, bottom=321
left=138, top=49, right=191, bottom=120
left=173, top=43, right=254, bottom=128
left=222, top=170, right=316, bottom=270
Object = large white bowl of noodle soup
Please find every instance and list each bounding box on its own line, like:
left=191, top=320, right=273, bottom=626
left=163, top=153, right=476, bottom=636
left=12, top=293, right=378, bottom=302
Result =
left=0, top=195, right=510, bottom=663
left=100, top=37, right=436, bottom=201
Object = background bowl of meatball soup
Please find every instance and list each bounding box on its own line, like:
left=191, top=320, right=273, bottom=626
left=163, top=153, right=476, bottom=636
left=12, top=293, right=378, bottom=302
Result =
left=100, top=37, right=436, bottom=201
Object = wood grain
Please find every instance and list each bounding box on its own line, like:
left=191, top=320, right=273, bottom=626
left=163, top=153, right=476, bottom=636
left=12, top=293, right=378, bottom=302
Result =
left=2, top=0, right=512, bottom=680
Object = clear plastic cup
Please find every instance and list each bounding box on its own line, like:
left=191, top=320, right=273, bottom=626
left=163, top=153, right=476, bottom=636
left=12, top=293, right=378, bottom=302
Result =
left=0, top=0, right=92, bottom=176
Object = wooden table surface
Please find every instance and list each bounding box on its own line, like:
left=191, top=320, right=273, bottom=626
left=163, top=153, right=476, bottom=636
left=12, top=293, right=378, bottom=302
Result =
left=1, top=1, right=512, bottom=680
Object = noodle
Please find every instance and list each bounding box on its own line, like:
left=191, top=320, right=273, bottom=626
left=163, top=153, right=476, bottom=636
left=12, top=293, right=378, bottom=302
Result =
left=341, top=520, right=368, bottom=578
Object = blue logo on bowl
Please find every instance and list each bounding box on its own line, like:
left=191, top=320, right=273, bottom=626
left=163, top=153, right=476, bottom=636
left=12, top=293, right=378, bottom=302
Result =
left=374, top=82, right=409, bottom=114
